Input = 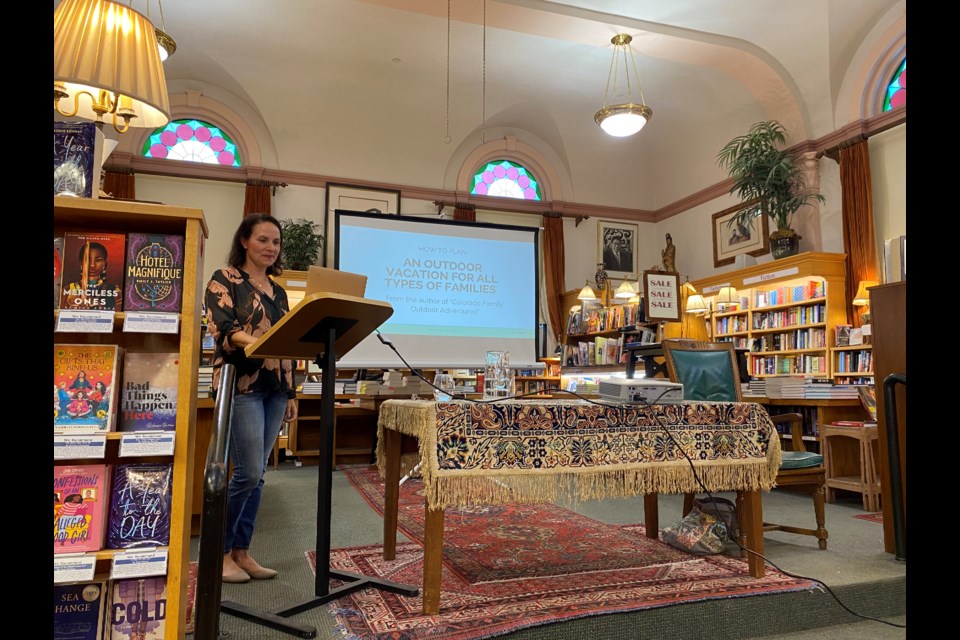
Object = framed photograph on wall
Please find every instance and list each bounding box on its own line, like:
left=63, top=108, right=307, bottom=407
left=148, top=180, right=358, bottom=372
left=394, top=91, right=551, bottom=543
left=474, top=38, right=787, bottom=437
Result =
left=324, top=183, right=401, bottom=265
left=643, top=270, right=681, bottom=322
left=711, top=199, right=770, bottom=268
left=597, top=220, right=639, bottom=279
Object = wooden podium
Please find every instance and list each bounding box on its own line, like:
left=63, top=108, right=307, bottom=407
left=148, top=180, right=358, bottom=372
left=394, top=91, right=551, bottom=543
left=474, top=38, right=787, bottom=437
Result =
left=220, top=291, right=419, bottom=637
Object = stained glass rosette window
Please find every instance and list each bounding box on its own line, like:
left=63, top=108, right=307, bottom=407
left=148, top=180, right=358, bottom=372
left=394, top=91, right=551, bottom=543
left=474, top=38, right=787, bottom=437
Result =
left=471, top=160, right=542, bottom=200
left=141, top=119, right=241, bottom=167
left=883, top=59, right=906, bottom=111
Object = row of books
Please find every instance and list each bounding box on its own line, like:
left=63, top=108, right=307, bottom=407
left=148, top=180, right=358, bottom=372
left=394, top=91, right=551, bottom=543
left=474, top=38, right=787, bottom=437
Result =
left=54, top=463, right=172, bottom=555
left=562, top=336, right=625, bottom=367
left=834, top=350, right=873, bottom=373
left=54, top=344, right=179, bottom=433
left=751, top=354, right=829, bottom=376
left=752, top=327, right=827, bottom=352
left=54, top=231, right=185, bottom=313
left=566, top=302, right=641, bottom=336
left=751, top=304, right=826, bottom=329
left=752, top=280, right=825, bottom=308
left=55, top=575, right=177, bottom=640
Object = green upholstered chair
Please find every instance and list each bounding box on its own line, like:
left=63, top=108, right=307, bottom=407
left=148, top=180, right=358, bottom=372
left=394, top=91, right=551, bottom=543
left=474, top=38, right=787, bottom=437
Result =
left=661, top=339, right=828, bottom=550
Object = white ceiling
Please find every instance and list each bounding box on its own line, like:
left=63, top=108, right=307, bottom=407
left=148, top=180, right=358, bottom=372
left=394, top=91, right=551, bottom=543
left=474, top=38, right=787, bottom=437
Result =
left=55, top=0, right=905, bottom=211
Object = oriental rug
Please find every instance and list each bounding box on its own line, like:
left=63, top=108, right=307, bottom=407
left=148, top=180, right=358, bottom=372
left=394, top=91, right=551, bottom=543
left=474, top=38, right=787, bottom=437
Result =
left=304, top=467, right=815, bottom=640
left=853, top=512, right=883, bottom=523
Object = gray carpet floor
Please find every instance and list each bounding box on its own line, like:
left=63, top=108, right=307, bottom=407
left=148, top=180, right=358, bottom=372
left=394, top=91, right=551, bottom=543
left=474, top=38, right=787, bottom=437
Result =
left=192, top=461, right=906, bottom=640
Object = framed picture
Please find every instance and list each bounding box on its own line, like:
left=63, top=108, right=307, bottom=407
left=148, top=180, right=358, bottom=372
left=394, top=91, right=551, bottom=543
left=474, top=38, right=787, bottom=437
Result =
left=597, top=220, right=638, bottom=279
left=643, top=270, right=681, bottom=322
left=324, top=183, right=401, bottom=265
left=711, top=199, right=770, bottom=267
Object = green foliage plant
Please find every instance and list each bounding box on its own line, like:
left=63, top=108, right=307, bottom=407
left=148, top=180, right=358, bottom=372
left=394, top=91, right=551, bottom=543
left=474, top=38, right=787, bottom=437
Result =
left=279, top=218, right=324, bottom=271
left=716, top=120, right=825, bottom=238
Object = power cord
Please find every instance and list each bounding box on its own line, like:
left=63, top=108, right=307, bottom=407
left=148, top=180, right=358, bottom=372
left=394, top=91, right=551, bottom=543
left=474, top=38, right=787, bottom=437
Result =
left=374, top=333, right=904, bottom=629
left=631, top=392, right=905, bottom=630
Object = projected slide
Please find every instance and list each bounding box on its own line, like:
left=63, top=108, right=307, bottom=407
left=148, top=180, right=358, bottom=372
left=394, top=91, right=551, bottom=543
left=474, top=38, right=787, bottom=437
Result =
left=335, top=211, right=539, bottom=368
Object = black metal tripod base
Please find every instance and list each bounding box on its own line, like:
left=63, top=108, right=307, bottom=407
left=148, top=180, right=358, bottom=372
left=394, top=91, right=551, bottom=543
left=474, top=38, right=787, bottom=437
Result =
left=220, top=569, right=418, bottom=638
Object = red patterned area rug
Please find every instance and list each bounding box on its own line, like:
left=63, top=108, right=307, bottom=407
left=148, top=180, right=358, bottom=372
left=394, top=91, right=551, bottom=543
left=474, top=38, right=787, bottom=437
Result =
left=854, top=512, right=883, bottom=523
left=303, top=467, right=815, bottom=640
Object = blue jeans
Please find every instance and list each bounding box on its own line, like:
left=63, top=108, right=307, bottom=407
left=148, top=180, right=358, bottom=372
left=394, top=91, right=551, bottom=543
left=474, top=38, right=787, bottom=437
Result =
left=224, top=390, right=287, bottom=553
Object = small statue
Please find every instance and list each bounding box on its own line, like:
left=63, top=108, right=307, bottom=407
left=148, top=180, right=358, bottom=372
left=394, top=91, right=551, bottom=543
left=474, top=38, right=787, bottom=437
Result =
left=594, top=263, right=608, bottom=291
left=661, top=233, right=677, bottom=273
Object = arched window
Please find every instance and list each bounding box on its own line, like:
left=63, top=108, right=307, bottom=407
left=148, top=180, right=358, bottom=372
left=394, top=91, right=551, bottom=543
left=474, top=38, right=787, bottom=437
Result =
left=470, top=160, right=542, bottom=200
left=883, top=58, right=906, bottom=111
left=141, top=118, right=242, bottom=167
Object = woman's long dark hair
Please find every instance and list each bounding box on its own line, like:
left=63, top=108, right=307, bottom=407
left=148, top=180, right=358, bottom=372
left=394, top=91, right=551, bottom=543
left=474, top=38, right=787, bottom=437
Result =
left=227, top=213, right=285, bottom=276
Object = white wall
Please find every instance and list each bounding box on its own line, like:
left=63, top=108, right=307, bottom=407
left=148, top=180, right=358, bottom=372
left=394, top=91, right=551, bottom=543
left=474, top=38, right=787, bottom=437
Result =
left=869, top=124, right=906, bottom=279
left=135, top=175, right=244, bottom=287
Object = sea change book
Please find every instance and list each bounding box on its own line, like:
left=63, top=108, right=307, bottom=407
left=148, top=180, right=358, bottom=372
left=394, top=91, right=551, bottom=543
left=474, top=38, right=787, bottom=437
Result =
left=54, top=344, right=121, bottom=433
left=53, top=580, right=108, bottom=640
left=118, top=352, right=179, bottom=432
left=107, top=463, right=173, bottom=550
left=60, top=232, right=126, bottom=311
left=108, top=576, right=167, bottom=640
left=54, top=464, right=110, bottom=554
left=123, top=233, right=185, bottom=312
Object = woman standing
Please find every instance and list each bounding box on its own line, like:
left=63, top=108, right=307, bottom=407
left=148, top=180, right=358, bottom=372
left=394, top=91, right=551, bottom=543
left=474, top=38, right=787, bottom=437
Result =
left=205, top=213, right=298, bottom=583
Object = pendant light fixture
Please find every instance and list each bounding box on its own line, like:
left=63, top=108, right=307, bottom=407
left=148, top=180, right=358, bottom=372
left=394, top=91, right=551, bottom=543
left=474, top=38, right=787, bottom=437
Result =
left=595, top=34, right=652, bottom=137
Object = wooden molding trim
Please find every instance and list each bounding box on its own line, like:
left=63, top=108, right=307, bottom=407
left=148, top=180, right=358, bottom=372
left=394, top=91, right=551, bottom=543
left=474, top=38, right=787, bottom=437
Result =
left=107, top=110, right=904, bottom=223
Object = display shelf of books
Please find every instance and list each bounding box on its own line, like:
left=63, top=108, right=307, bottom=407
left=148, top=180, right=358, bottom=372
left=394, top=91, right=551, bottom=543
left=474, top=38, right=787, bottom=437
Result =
left=54, top=196, right=207, bottom=640
left=693, top=252, right=848, bottom=381
left=560, top=290, right=655, bottom=371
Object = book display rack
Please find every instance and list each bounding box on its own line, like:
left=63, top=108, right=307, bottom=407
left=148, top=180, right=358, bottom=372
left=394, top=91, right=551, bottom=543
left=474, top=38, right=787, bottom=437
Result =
left=54, top=196, right=207, bottom=640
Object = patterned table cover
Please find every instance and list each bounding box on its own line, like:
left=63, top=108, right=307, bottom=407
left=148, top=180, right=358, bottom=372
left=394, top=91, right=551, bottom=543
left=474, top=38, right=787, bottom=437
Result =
left=377, top=399, right=781, bottom=510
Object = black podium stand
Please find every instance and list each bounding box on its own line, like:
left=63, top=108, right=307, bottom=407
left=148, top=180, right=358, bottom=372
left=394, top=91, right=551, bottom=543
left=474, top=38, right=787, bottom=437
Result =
left=220, top=291, right=420, bottom=637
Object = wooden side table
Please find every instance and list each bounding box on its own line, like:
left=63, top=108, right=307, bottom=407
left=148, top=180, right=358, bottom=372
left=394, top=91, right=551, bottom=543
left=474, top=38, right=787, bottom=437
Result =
left=820, top=423, right=880, bottom=511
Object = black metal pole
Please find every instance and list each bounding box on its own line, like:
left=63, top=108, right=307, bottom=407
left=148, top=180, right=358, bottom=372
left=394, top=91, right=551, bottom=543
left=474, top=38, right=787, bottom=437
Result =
left=315, top=327, right=337, bottom=595
left=194, top=364, right=236, bottom=640
left=882, top=372, right=906, bottom=562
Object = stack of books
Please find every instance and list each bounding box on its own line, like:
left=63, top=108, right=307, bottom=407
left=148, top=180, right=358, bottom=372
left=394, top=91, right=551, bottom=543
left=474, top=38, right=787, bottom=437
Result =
left=764, top=376, right=807, bottom=399
left=197, top=365, right=214, bottom=398
left=743, top=379, right=767, bottom=398
left=801, top=380, right=861, bottom=399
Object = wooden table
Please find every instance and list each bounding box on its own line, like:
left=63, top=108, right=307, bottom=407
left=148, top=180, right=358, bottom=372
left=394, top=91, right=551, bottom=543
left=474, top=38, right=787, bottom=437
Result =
left=377, top=399, right=782, bottom=614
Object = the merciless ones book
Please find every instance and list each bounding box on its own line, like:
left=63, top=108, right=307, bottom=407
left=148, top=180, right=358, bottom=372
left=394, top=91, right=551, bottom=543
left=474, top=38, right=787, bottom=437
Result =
left=119, top=352, right=179, bottom=432
left=54, top=344, right=121, bottom=433
left=60, top=232, right=126, bottom=311
left=54, top=464, right=110, bottom=554
left=107, top=463, right=173, bottom=550
left=124, top=233, right=185, bottom=312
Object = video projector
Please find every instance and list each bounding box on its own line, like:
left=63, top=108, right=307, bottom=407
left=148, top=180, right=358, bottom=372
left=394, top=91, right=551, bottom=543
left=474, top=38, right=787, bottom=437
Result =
left=597, top=377, right=684, bottom=404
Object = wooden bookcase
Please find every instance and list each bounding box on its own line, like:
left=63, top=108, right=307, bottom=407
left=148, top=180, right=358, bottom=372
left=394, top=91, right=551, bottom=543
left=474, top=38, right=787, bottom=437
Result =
left=559, top=288, right=658, bottom=372
left=691, top=252, right=849, bottom=379
left=54, top=196, right=207, bottom=640
left=830, top=345, right=874, bottom=385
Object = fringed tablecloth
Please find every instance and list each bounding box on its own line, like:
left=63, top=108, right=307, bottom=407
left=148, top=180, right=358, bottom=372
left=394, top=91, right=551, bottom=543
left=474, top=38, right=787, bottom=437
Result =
left=377, top=399, right=781, bottom=510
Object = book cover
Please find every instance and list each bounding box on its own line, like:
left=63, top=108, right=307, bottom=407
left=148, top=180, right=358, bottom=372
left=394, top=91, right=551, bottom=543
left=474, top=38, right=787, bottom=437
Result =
left=118, top=352, right=180, bottom=432
left=123, top=233, right=185, bottom=312
left=53, top=580, right=108, bottom=640
left=54, top=464, right=110, bottom=554
left=54, top=121, right=99, bottom=199
left=60, top=232, right=126, bottom=311
left=107, top=463, right=173, bottom=549
left=54, top=344, right=121, bottom=433
left=108, top=577, right=168, bottom=640
left=55, top=236, right=64, bottom=309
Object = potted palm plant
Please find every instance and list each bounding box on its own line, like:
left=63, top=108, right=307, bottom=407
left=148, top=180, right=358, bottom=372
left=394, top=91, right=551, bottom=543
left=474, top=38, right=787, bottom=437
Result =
left=716, top=120, right=825, bottom=259
left=279, top=218, right=324, bottom=271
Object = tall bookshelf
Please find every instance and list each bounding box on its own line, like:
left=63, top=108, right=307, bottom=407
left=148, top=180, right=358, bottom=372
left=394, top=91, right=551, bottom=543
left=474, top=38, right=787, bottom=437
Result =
left=691, top=252, right=849, bottom=380
left=54, top=196, right=207, bottom=640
